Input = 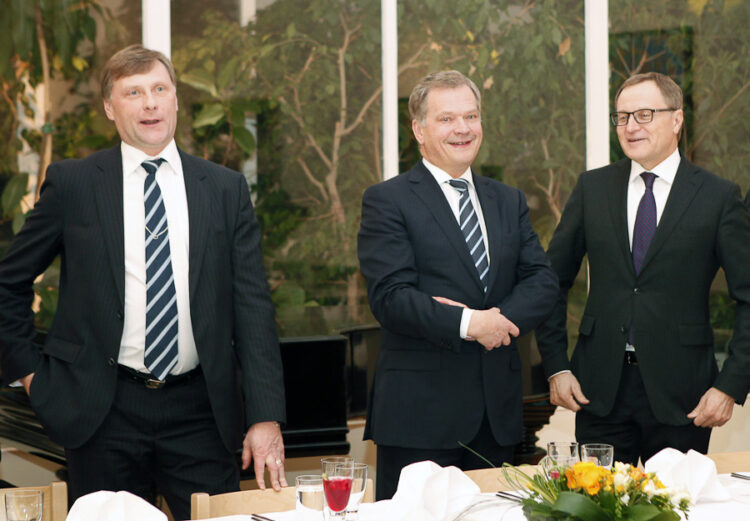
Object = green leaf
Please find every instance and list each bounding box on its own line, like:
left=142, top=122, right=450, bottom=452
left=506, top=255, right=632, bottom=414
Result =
left=552, top=491, right=610, bottom=521
left=1, top=173, right=29, bottom=217
left=625, top=503, right=680, bottom=521
left=12, top=212, right=27, bottom=234
left=180, top=71, right=219, bottom=98
left=192, top=103, right=226, bottom=128
left=286, top=22, right=296, bottom=38
left=217, top=56, right=241, bottom=91
left=234, top=126, right=256, bottom=155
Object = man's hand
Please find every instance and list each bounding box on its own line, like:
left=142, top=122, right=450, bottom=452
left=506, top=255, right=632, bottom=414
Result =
left=20, top=373, right=34, bottom=395
left=549, top=372, right=589, bottom=412
left=241, top=421, right=288, bottom=490
left=432, top=296, right=468, bottom=309
left=467, top=308, right=520, bottom=350
left=687, top=387, right=735, bottom=427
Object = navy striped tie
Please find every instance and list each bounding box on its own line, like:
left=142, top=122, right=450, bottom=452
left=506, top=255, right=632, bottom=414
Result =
left=449, top=178, right=489, bottom=292
left=142, top=159, right=178, bottom=380
left=628, top=171, right=657, bottom=345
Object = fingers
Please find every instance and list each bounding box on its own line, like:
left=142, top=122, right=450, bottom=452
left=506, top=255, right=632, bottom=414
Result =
left=264, top=454, right=285, bottom=491
left=255, top=455, right=267, bottom=490
left=549, top=373, right=586, bottom=412
left=432, top=296, right=469, bottom=308
left=241, top=445, right=252, bottom=470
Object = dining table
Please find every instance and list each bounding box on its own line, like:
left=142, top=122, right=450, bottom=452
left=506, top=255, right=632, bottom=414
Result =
left=197, top=451, right=750, bottom=521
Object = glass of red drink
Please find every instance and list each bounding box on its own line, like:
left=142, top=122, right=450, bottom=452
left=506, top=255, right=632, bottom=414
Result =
left=321, top=457, right=354, bottom=520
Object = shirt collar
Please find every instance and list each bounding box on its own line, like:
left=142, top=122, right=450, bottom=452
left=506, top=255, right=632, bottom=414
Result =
left=628, top=147, right=681, bottom=186
left=121, top=140, right=180, bottom=177
left=421, top=158, right=474, bottom=188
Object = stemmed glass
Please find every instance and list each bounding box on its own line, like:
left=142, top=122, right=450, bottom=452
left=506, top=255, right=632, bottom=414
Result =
left=321, top=457, right=354, bottom=520
left=4, top=490, right=43, bottom=521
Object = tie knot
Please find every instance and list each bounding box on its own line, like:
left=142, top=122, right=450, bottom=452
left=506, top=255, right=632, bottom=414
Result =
left=448, top=178, right=469, bottom=193
left=641, top=171, right=657, bottom=190
left=142, top=158, right=166, bottom=177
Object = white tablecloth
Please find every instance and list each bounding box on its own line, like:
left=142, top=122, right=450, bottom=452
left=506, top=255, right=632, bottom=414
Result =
left=201, top=474, right=750, bottom=521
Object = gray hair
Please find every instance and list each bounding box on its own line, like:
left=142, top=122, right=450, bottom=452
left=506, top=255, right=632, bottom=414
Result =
left=409, top=70, right=481, bottom=125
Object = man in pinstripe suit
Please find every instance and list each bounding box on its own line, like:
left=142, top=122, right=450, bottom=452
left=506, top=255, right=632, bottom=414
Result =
left=0, top=45, right=286, bottom=519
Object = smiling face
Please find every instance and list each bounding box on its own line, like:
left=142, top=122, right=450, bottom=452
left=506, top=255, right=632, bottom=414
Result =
left=616, top=80, right=682, bottom=171
left=412, top=85, right=483, bottom=178
left=103, top=61, right=178, bottom=156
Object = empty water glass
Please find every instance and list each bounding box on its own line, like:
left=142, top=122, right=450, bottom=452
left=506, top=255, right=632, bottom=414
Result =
left=581, top=443, right=614, bottom=469
left=4, top=490, right=43, bottom=521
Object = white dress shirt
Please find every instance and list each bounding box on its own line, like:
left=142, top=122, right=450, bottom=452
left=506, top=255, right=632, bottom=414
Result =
left=422, top=158, right=490, bottom=339
left=627, top=147, right=681, bottom=248
left=118, top=140, right=198, bottom=374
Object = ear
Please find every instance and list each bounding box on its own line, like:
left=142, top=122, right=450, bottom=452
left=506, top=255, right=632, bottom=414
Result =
left=103, top=100, right=115, bottom=121
left=412, top=119, right=424, bottom=145
left=672, top=108, right=684, bottom=136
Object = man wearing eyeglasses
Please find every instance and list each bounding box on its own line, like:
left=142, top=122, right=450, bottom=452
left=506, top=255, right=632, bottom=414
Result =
left=536, top=72, right=750, bottom=465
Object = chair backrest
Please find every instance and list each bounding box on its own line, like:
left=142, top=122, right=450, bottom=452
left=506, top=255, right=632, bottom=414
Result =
left=464, top=466, right=541, bottom=492
left=191, top=478, right=374, bottom=519
left=0, top=482, right=67, bottom=521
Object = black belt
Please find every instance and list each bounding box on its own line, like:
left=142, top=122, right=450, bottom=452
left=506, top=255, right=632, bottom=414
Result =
left=118, top=364, right=201, bottom=389
left=624, top=351, right=639, bottom=366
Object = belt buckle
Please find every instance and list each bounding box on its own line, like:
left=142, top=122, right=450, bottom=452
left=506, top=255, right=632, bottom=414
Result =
left=145, top=378, right=166, bottom=389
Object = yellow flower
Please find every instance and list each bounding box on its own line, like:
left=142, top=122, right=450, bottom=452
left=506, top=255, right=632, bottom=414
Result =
left=565, top=462, right=611, bottom=495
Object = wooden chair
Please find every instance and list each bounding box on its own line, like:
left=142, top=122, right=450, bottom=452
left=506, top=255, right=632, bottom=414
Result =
left=465, top=466, right=541, bottom=493
left=191, top=479, right=374, bottom=519
left=0, top=482, right=67, bottom=521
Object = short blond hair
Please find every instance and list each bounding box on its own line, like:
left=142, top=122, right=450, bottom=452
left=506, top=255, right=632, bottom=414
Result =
left=101, top=44, right=176, bottom=100
left=409, top=71, right=481, bottom=125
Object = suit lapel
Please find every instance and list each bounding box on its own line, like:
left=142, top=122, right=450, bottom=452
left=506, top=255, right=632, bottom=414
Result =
left=180, top=150, right=211, bottom=302
left=474, top=175, right=502, bottom=296
left=408, top=162, right=484, bottom=292
left=639, top=157, right=703, bottom=274
left=93, top=147, right=125, bottom=305
left=607, top=160, right=634, bottom=276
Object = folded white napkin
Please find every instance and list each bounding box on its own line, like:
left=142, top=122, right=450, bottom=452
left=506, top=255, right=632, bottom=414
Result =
left=66, top=490, right=168, bottom=521
left=359, top=460, right=481, bottom=521
left=644, top=448, right=731, bottom=503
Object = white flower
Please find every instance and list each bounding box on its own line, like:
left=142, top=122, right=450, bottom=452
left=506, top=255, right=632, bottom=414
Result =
left=620, top=493, right=630, bottom=504
left=613, top=472, right=631, bottom=489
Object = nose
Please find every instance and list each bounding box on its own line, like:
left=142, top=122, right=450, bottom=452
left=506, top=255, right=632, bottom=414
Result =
left=624, top=113, right=641, bottom=132
left=143, top=91, right=157, bottom=110
left=454, top=117, right=470, bottom=133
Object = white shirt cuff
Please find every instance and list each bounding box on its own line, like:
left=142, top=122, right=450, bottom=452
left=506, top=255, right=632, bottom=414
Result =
left=548, top=369, right=572, bottom=381
left=460, top=308, right=474, bottom=339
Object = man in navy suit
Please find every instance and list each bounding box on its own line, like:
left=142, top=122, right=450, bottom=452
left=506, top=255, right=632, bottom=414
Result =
left=358, top=70, right=558, bottom=499
left=536, top=72, right=750, bottom=465
left=0, top=45, right=286, bottom=519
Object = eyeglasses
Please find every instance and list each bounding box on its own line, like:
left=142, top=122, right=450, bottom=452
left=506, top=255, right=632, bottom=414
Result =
left=610, top=108, right=678, bottom=126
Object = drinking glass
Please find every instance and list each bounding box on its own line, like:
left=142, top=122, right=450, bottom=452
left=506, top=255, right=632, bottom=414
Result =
left=321, top=458, right=354, bottom=520
left=541, top=441, right=579, bottom=475
left=581, top=443, right=614, bottom=469
left=296, top=474, right=324, bottom=521
left=4, top=490, right=43, bottom=521
left=345, top=463, right=368, bottom=520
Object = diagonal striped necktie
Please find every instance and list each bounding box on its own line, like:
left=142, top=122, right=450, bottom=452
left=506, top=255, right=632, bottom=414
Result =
left=449, top=178, right=489, bottom=292
left=629, top=171, right=657, bottom=346
left=141, top=158, right=179, bottom=380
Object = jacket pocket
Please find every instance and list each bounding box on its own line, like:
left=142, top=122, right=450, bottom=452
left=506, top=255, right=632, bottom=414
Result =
left=678, top=324, right=714, bottom=347
left=42, top=337, right=82, bottom=363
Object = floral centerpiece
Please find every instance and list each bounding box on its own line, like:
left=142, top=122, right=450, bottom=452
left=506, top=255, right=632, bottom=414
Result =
left=500, top=460, right=691, bottom=521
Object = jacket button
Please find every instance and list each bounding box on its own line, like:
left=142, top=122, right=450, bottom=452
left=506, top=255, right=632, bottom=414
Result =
left=108, top=358, right=116, bottom=366
left=620, top=326, right=627, bottom=334
left=116, top=310, right=123, bottom=320
left=633, top=287, right=639, bottom=294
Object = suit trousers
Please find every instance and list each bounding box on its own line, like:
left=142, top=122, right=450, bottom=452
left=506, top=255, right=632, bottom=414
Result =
left=575, top=360, right=711, bottom=466
left=65, top=368, right=239, bottom=520
left=375, top=412, right=514, bottom=500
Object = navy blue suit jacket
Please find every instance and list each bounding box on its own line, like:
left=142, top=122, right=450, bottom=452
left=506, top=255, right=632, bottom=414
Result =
left=357, top=160, right=558, bottom=449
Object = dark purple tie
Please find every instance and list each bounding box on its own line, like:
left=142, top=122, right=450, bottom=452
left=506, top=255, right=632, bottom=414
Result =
left=632, top=172, right=657, bottom=275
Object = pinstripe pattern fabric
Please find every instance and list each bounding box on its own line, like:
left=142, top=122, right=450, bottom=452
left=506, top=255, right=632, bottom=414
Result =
left=142, top=159, right=178, bottom=380
left=449, top=178, right=488, bottom=292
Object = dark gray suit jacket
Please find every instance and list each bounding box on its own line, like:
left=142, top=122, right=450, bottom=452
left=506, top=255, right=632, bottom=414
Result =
left=0, top=145, right=285, bottom=451
left=357, top=160, right=558, bottom=449
left=537, top=156, right=750, bottom=425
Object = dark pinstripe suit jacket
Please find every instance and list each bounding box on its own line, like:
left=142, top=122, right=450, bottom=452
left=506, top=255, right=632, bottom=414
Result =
left=0, top=145, right=286, bottom=451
